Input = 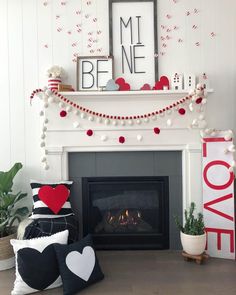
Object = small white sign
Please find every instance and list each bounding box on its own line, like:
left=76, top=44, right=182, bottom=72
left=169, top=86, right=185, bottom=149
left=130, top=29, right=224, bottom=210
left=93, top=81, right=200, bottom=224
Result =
left=77, top=56, right=113, bottom=91
left=202, top=137, right=235, bottom=259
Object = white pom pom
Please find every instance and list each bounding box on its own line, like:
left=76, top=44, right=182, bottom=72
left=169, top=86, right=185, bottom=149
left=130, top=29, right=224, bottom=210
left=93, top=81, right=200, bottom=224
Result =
left=231, top=160, right=236, bottom=167
left=48, top=96, right=55, bottom=103
left=201, top=98, right=207, bottom=105
left=144, top=118, right=149, bottom=123
left=189, top=103, right=194, bottom=112
left=128, top=119, right=133, bottom=125
left=39, top=110, right=44, bottom=116
left=45, top=89, right=52, bottom=96
left=159, top=112, right=165, bottom=117
left=41, top=157, right=47, bottom=163
left=228, top=144, right=236, bottom=153
left=44, top=163, right=50, bottom=170
left=101, top=135, right=108, bottom=142
left=228, top=166, right=234, bottom=173
left=196, top=89, right=203, bottom=96
left=152, top=115, right=157, bottom=121
left=104, top=119, right=110, bottom=125
left=167, top=109, right=172, bottom=115
left=59, top=102, right=65, bottom=108
left=88, top=116, right=94, bottom=122
left=196, top=83, right=204, bottom=90
left=66, top=106, right=72, bottom=112
left=198, top=114, right=205, bottom=121
left=73, top=121, right=80, bottom=128
left=80, top=112, right=86, bottom=119
left=41, top=133, right=46, bottom=140
left=44, top=102, right=49, bottom=108
left=167, top=119, right=172, bottom=126
left=42, top=126, right=47, bottom=132
left=191, top=119, right=198, bottom=127
left=136, top=119, right=141, bottom=125
left=74, top=110, right=79, bottom=115
left=40, top=141, right=45, bottom=148
left=121, top=120, right=125, bottom=126
left=43, top=86, right=48, bottom=92
left=224, top=134, right=232, bottom=141
left=43, top=94, right=49, bottom=102
left=137, top=134, right=143, bottom=141
left=44, top=118, right=49, bottom=124
left=112, top=120, right=117, bottom=126
left=97, top=117, right=102, bottom=123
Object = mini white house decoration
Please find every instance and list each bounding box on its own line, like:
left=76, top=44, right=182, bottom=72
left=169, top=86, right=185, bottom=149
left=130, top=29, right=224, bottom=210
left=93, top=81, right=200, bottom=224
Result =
left=171, top=73, right=183, bottom=90
left=198, top=73, right=210, bottom=89
left=184, top=74, right=196, bottom=90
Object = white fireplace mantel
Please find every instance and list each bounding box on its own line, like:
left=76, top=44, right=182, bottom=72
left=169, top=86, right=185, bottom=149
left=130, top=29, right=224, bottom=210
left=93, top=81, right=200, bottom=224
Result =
left=43, top=90, right=213, bottom=212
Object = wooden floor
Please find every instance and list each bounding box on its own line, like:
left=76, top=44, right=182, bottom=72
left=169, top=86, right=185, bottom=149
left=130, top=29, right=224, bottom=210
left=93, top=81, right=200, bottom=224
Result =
left=1, top=251, right=236, bottom=295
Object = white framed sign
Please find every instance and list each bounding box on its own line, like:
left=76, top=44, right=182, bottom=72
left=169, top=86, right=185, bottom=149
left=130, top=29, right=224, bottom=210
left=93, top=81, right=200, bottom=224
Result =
left=202, top=137, right=235, bottom=259
left=109, top=0, right=158, bottom=90
left=76, top=56, right=113, bottom=91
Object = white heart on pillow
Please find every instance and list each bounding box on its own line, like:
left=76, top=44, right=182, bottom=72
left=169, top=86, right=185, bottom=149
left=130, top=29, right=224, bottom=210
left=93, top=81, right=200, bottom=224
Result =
left=65, top=246, right=95, bottom=281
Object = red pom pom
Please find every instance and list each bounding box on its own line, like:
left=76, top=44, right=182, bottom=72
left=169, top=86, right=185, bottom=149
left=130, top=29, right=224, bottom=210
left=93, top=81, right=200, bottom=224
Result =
left=154, top=127, right=160, bottom=134
left=196, top=97, right=203, bottom=104
left=119, top=136, right=125, bottom=144
left=86, top=129, right=93, bottom=136
left=178, top=108, right=186, bottom=115
left=60, top=110, right=67, bottom=117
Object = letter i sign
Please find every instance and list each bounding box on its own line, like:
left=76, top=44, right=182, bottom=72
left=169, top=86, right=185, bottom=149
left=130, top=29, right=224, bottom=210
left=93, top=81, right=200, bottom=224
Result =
left=202, top=136, right=235, bottom=259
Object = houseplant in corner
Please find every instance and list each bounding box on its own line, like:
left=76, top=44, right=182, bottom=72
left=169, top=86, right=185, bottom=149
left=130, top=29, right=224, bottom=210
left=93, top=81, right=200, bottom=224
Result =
left=0, top=163, right=29, bottom=270
left=175, top=202, right=206, bottom=255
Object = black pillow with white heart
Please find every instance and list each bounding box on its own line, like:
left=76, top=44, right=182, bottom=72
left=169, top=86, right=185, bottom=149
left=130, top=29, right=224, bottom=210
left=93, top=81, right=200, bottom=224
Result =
left=54, top=234, right=104, bottom=295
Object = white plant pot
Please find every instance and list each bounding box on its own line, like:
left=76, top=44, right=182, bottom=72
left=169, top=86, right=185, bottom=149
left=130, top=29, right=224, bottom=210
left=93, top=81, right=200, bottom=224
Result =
left=180, top=231, right=206, bottom=255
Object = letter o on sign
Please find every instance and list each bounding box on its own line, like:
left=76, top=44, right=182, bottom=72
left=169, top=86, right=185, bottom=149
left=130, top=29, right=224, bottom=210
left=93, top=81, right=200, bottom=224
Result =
left=203, top=160, right=235, bottom=190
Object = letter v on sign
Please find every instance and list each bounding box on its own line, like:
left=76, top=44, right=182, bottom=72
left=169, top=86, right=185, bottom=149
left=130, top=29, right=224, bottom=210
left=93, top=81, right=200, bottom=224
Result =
left=204, top=194, right=234, bottom=221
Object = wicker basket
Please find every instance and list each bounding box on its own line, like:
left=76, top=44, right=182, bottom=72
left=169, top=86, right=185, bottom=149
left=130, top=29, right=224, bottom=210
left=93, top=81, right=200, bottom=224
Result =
left=0, top=232, right=16, bottom=260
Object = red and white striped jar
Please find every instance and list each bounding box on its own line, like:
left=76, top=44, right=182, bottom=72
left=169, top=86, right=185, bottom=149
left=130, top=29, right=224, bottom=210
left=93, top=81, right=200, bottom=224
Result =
left=48, top=78, right=61, bottom=91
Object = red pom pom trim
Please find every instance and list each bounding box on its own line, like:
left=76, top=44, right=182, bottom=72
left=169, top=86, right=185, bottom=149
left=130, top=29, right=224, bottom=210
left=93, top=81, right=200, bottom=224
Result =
left=178, top=108, right=186, bottom=115
left=60, top=110, right=67, bottom=117
left=119, top=136, right=125, bottom=144
left=154, top=127, right=160, bottom=134
left=196, top=97, right=203, bottom=104
left=86, top=129, right=93, bottom=136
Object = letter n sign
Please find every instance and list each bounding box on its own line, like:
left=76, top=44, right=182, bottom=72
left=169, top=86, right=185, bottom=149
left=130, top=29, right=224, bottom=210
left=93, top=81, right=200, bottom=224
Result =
left=202, top=137, right=235, bottom=259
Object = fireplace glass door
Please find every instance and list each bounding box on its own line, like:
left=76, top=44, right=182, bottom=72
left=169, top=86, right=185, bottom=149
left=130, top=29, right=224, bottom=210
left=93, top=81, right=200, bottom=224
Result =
left=82, top=177, right=169, bottom=249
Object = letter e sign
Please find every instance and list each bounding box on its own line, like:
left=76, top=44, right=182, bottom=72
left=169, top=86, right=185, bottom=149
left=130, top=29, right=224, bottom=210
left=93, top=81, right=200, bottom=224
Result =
left=77, top=56, right=113, bottom=91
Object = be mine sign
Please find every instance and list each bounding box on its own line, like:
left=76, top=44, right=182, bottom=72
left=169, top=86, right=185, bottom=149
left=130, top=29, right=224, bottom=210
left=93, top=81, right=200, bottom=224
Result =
left=202, top=137, right=235, bottom=259
left=111, top=1, right=157, bottom=89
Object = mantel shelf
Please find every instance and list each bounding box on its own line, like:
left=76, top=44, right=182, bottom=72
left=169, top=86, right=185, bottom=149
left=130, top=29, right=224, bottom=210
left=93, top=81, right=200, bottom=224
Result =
left=59, top=89, right=214, bottom=98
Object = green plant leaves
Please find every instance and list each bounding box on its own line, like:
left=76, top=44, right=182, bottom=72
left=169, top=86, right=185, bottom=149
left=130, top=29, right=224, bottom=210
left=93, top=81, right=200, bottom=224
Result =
left=0, top=163, right=22, bottom=194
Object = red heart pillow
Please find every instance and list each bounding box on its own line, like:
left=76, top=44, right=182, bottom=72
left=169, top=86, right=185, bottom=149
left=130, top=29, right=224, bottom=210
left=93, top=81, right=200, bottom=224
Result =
left=38, top=185, right=70, bottom=214
left=115, top=77, right=131, bottom=91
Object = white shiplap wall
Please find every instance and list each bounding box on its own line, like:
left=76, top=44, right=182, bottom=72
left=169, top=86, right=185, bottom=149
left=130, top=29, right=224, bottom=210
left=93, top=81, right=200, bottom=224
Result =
left=0, top=0, right=235, bottom=195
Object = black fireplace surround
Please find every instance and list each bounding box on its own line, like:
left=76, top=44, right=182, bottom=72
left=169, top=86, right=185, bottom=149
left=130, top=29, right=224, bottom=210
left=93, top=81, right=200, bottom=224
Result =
left=82, top=176, right=169, bottom=250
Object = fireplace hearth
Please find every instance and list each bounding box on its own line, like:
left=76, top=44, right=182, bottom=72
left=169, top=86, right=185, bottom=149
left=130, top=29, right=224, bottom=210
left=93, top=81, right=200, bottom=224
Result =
left=82, top=176, right=169, bottom=250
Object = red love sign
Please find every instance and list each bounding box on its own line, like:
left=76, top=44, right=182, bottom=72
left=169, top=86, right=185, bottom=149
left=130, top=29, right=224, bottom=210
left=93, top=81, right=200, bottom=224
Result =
left=38, top=185, right=70, bottom=214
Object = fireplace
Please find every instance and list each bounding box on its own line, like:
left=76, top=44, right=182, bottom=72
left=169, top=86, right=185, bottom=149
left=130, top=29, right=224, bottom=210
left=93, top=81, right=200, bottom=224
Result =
left=82, top=176, right=169, bottom=249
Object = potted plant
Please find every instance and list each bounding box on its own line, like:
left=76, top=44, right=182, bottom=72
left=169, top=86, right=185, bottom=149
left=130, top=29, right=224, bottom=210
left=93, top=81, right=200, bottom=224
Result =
left=0, top=163, right=29, bottom=270
left=175, top=202, right=206, bottom=256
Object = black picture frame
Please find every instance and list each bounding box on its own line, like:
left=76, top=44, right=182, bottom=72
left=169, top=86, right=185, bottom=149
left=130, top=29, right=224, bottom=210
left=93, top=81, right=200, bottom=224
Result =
left=109, top=0, right=158, bottom=83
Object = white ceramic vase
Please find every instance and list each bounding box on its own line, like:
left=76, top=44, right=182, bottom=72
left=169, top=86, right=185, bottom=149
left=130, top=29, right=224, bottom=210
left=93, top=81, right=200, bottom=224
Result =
left=180, top=231, right=206, bottom=255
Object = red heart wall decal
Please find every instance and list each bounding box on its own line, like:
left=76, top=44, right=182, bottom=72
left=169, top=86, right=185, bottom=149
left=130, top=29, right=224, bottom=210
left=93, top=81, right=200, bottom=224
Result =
left=153, top=76, right=170, bottom=90
left=38, top=185, right=70, bottom=214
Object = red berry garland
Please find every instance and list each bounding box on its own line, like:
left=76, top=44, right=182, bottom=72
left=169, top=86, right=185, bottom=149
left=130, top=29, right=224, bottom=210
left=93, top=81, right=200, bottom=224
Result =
left=154, top=127, right=160, bottom=134
left=60, top=110, right=67, bottom=117
left=178, top=108, right=186, bottom=115
left=119, top=136, right=125, bottom=144
left=86, top=129, right=93, bottom=136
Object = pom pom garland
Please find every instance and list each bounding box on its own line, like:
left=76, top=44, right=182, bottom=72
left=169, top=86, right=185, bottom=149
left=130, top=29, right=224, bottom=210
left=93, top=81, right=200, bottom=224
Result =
left=60, top=110, right=67, bottom=117
left=86, top=129, right=93, bottom=136
left=119, top=136, right=125, bottom=144
left=178, top=108, right=186, bottom=115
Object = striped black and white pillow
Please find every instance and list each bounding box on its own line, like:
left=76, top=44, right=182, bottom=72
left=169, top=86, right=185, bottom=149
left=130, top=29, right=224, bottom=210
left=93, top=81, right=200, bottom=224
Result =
left=30, top=180, right=74, bottom=219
